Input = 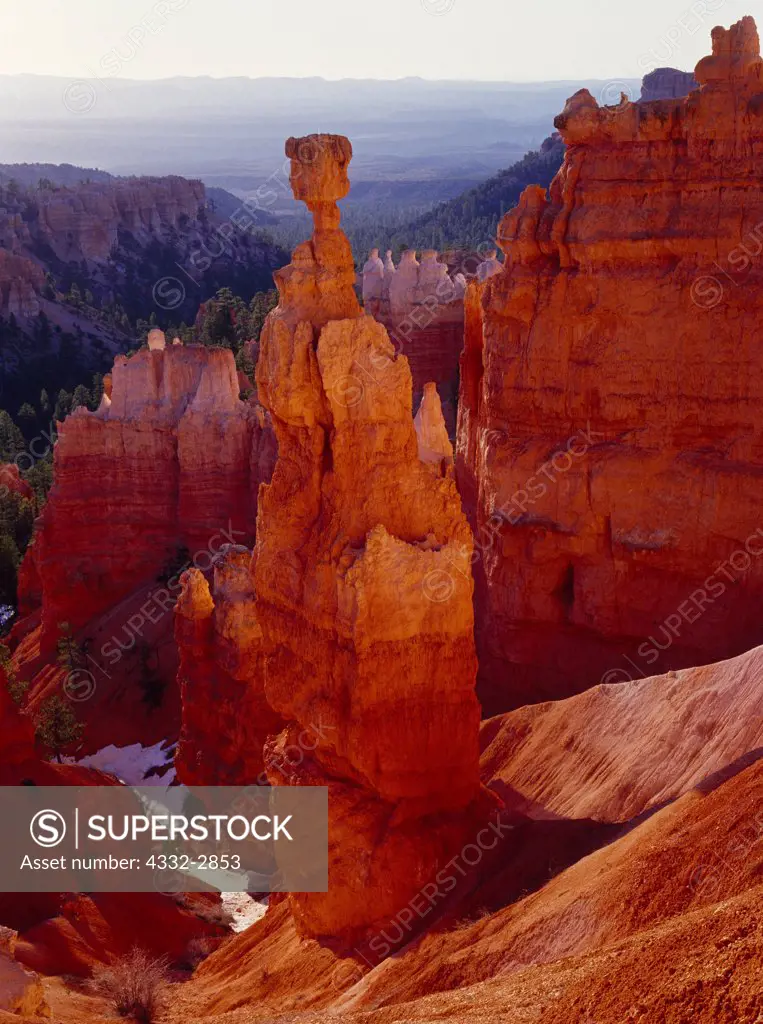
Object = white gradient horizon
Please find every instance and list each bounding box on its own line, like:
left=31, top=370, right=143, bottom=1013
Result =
left=0, top=0, right=757, bottom=82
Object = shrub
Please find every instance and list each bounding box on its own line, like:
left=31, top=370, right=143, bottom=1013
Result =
left=183, top=935, right=222, bottom=969
left=91, top=948, right=169, bottom=1022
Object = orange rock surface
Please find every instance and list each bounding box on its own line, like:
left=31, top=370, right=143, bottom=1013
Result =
left=174, top=550, right=283, bottom=785
left=169, top=651, right=763, bottom=1023
left=250, top=134, right=491, bottom=946
left=19, top=342, right=276, bottom=653
left=458, top=16, right=763, bottom=709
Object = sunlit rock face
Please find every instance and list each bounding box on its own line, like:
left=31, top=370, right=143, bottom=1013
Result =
left=249, top=133, right=492, bottom=946
left=457, top=16, right=763, bottom=711
left=19, top=344, right=276, bottom=651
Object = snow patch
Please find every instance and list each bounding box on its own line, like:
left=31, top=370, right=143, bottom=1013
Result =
left=221, top=892, right=267, bottom=933
left=64, top=740, right=175, bottom=786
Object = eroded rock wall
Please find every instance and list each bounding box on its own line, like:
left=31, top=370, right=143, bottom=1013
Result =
left=21, top=341, right=276, bottom=651
left=458, top=16, right=763, bottom=709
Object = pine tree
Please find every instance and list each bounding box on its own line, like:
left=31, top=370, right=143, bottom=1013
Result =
left=71, top=385, right=90, bottom=411
left=34, top=695, right=85, bottom=762
left=17, top=403, right=37, bottom=435
left=54, top=390, right=72, bottom=422
left=0, top=411, right=25, bottom=462
left=56, top=622, right=84, bottom=673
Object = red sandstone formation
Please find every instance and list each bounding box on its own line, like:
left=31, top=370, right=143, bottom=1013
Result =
left=174, top=549, right=283, bottom=785
left=458, top=15, right=763, bottom=709
left=171, top=680, right=763, bottom=1023
left=11, top=892, right=225, bottom=980
left=480, top=641, right=763, bottom=823
left=19, top=337, right=276, bottom=653
left=0, top=249, right=43, bottom=317
left=248, top=133, right=492, bottom=945
left=0, top=463, right=33, bottom=501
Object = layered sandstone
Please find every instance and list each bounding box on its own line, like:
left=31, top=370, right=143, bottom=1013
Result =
left=458, top=15, right=763, bottom=708
left=174, top=548, right=283, bottom=785
left=20, top=338, right=276, bottom=651
left=0, top=176, right=204, bottom=264
left=249, top=134, right=490, bottom=945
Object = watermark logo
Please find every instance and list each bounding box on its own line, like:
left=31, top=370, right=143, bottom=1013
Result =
left=328, top=375, right=365, bottom=409
left=63, top=669, right=97, bottom=703
left=421, top=0, right=456, bottom=13
left=152, top=276, right=186, bottom=311
left=422, top=568, right=457, bottom=604
left=30, top=810, right=67, bottom=849
left=63, top=81, right=97, bottom=114
left=691, top=275, right=724, bottom=310
left=598, top=81, right=635, bottom=106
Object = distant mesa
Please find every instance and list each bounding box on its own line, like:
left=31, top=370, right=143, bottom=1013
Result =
left=639, top=67, right=698, bottom=101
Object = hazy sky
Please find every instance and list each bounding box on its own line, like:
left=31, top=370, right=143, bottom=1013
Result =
left=0, top=0, right=757, bottom=81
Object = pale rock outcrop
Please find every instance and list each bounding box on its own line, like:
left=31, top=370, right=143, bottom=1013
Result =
left=375, top=248, right=465, bottom=436
left=0, top=929, right=49, bottom=1018
left=361, top=248, right=385, bottom=316
left=415, top=382, right=454, bottom=467
left=388, top=249, right=421, bottom=316
left=475, top=249, right=503, bottom=282
left=147, top=328, right=167, bottom=351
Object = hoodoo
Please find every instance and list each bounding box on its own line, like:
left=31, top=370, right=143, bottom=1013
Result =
left=458, top=15, right=763, bottom=708
left=179, top=133, right=493, bottom=946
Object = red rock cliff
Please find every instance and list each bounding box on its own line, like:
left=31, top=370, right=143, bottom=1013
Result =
left=20, top=337, right=276, bottom=652
left=458, top=16, right=763, bottom=709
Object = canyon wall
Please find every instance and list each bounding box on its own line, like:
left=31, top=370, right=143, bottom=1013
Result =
left=20, top=336, right=276, bottom=651
left=0, top=176, right=204, bottom=264
left=458, top=16, right=763, bottom=709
